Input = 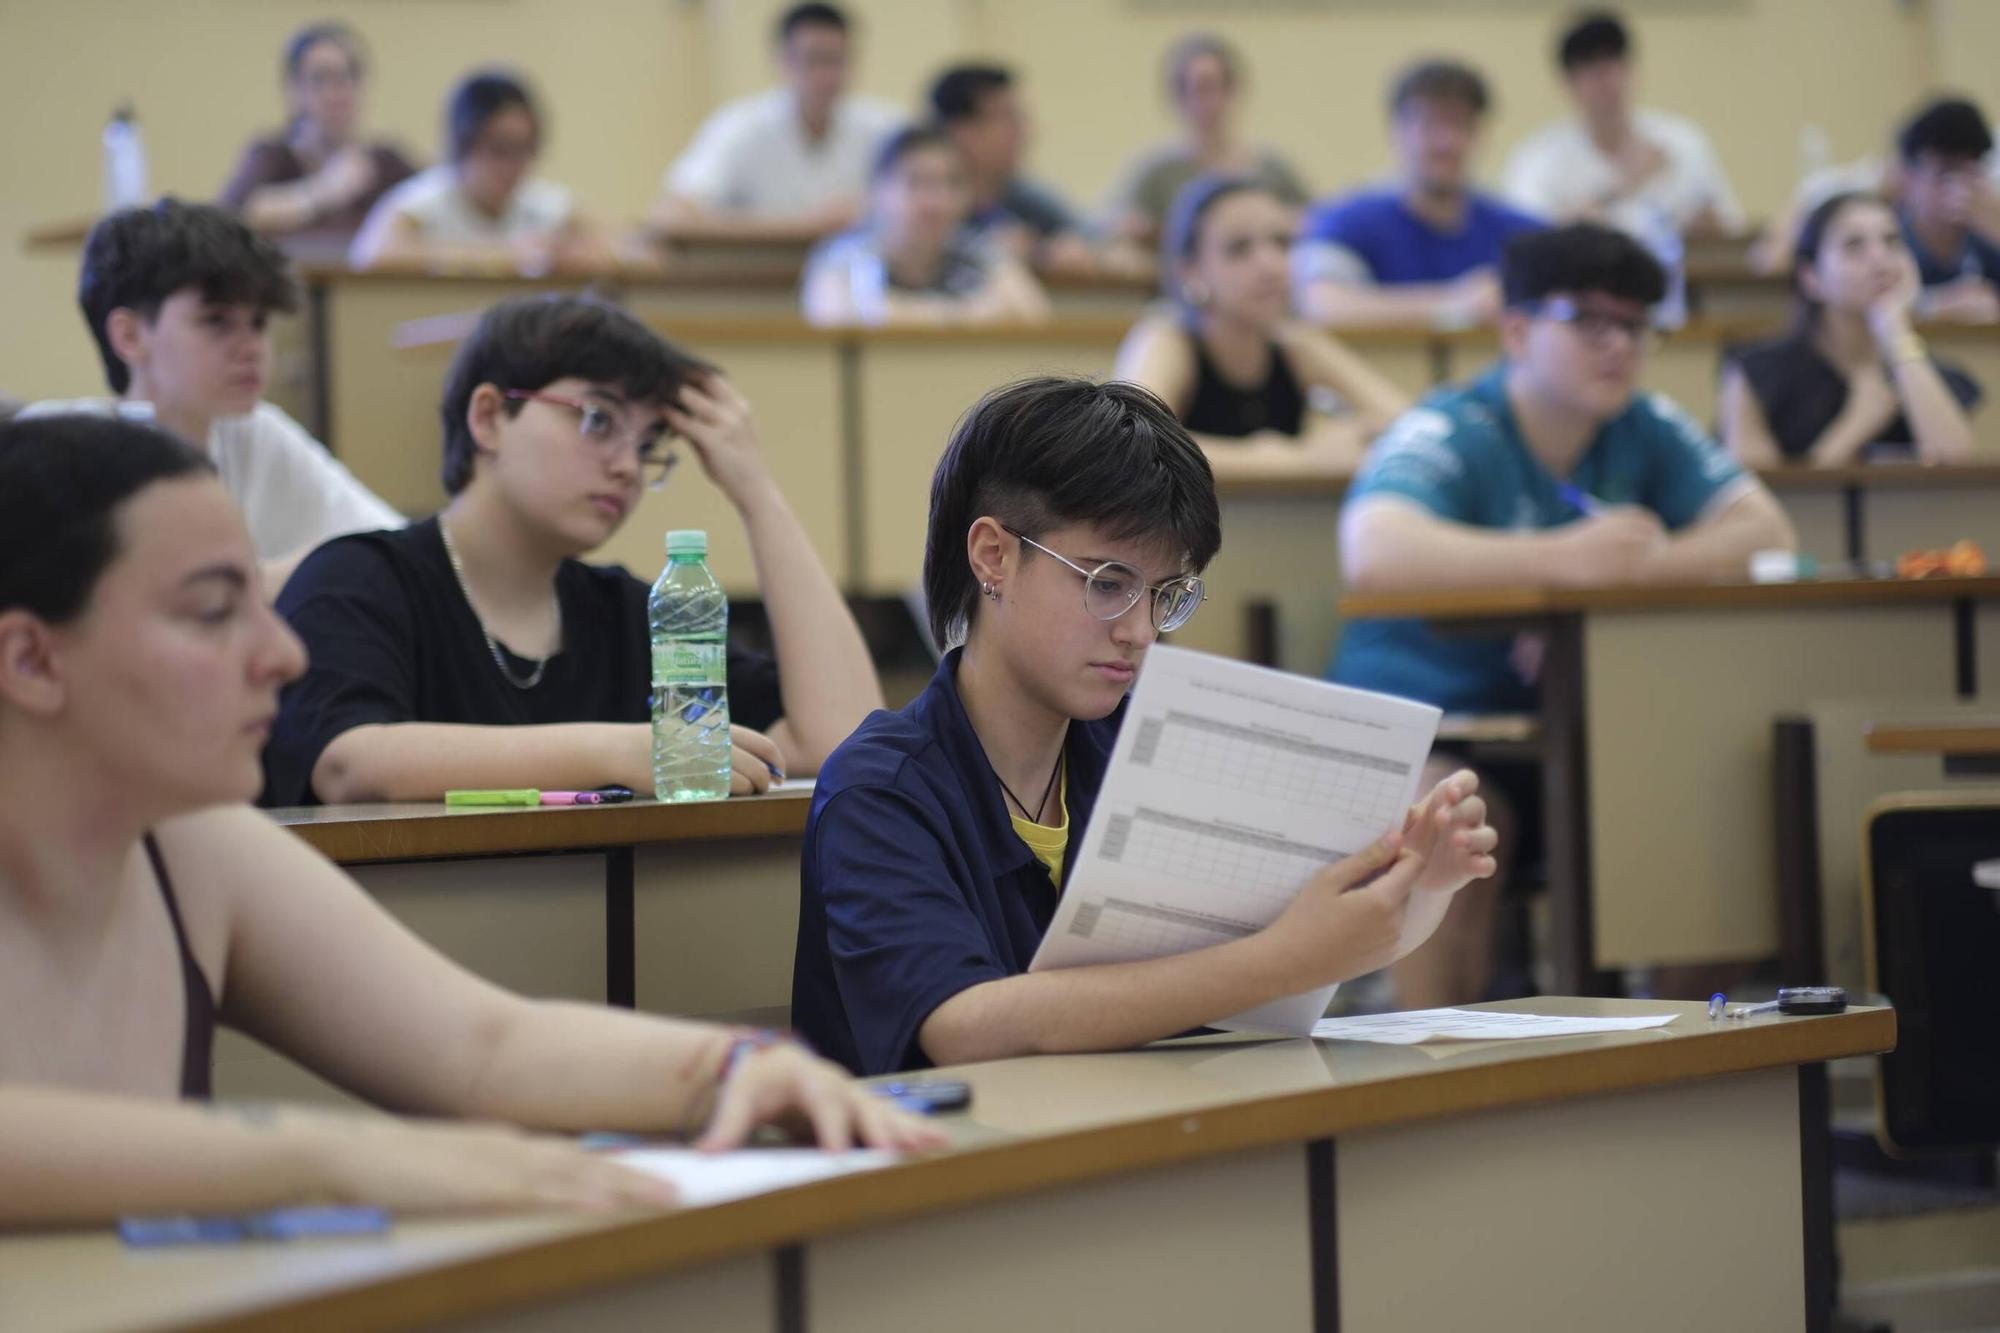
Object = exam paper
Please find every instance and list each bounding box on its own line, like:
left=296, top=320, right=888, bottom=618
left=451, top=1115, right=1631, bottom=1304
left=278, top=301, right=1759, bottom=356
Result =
left=1029, top=644, right=1441, bottom=1036
left=613, top=1148, right=897, bottom=1208
left=1311, top=1009, right=1680, bottom=1045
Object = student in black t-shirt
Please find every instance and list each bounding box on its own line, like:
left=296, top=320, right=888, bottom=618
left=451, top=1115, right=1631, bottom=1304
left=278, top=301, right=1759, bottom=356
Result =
left=263, top=295, right=883, bottom=805
left=1113, top=176, right=1407, bottom=478
left=1721, top=191, right=1978, bottom=468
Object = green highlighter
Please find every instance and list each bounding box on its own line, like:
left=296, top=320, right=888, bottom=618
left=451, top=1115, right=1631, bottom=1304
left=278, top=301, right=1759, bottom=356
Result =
left=445, top=789, right=540, bottom=807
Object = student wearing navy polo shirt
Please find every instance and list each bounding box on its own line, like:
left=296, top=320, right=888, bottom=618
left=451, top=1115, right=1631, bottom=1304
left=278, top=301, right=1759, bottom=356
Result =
left=1294, top=60, right=1543, bottom=330
left=793, top=377, right=1498, bottom=1075
left=1332, top=224, right=1795, bottom=1009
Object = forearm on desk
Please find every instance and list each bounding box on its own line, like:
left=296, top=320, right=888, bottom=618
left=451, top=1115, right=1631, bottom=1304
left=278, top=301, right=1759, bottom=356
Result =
left=0, top=1087, right=321, bottom=1225
left=1646, top=488, right=1797, bottom=583
left=1341, top=501, right=1574, bottom=591
left=1891, top=357, right=1976, bottom=464
left=311, top=721, right=638, bottom=803
left=917, top=931, right=1307, bottom=1067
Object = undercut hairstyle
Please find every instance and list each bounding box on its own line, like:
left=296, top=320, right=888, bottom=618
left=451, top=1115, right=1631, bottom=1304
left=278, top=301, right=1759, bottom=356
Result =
left=284, top=20, right=365, bottom=82
left=446, top=69, right=539, bottom=163
left=79, top=199, right=299, bottom=394
left=438, top=295, right=714, bottom=495
left=0, top=414, right=214, bottom=625
left=871, top=123, right=960, bottom=182
left=1898, top=97, right=1994, bottom=166
left=1390, top=59, right=1491, bottom=119
left=1501, top=222, right=1667, bottom=308
left=1164, top=32, right=1241, bottom=99
left=923, top=377, right=1221, bottom=649
left=777, top=2, right=848, bottom=45
left=930, top=64, right=1013, bottom=125
left=1160, top=174, right=1269, bottom=303
left=1558, top=11, right=1630, bottom=71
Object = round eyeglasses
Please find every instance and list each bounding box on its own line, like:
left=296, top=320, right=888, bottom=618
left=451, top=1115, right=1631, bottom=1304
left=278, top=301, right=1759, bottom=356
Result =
left=504, top=390, right=680, bottom=491
left=1006, top=528, right=1206, bottom=633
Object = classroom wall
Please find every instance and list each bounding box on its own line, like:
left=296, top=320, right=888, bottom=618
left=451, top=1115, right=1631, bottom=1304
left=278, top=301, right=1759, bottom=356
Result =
left=0, top=0, right=1954, bottom=403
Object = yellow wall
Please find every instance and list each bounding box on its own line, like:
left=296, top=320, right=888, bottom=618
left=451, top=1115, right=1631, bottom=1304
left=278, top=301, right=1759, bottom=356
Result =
left=0, top=0, right=1955, bottom=402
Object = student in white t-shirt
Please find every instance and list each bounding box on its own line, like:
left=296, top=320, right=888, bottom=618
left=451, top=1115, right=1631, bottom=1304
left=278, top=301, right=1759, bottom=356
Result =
left=350, top=69, right=615, bottom=273
left=1501, top=10, right=1742, bottom=239
left=650, top=3, right=904, bottom=242
left=24, top=201, right=401, bottom=594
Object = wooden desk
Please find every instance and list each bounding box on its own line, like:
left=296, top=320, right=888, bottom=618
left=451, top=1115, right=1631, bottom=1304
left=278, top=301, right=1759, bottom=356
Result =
left=232, top=792, right=811, bottom=1105
left=1864, top=720, right=2000, bottom=755
left=0, top=998, right=1892, bottom=1333
left=1339, top=576, right=2000, bottom=989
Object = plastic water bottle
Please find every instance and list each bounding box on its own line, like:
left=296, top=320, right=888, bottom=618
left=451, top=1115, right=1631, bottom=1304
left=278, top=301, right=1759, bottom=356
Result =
left=101, top=103, right=148, bottom=212
left=649, top=530, right=732, bottom=802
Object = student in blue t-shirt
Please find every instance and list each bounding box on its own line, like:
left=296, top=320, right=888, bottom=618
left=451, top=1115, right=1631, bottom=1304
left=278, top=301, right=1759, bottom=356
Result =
left=793, top=377, right=1498, bottom=1075
left=1293, top=60, right=1544, bottom=329
left=1331, top=223, right=1796, bottom=1010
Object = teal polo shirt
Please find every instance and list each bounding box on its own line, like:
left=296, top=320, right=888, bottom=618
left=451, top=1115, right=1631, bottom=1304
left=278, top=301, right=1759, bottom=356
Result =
left=1330, top=365, right=1751, bottom=713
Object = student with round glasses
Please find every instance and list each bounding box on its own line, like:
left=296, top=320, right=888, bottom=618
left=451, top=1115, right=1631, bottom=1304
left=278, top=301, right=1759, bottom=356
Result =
left=262, top=294, right=881, bottom=805
left=791, top=376, right=1498, bottom=1075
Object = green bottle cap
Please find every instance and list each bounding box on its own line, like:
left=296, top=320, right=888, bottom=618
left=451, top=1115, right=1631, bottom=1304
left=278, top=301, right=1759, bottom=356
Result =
left=665, top=529, right=708, bottom=557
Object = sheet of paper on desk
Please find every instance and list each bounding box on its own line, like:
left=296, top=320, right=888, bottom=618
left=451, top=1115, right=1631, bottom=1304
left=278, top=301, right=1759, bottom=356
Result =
left=1312, top=1009, right=1680, bottom=1045
left=613, top=1148, right=897, bottom=1208
left=1029, top=644, right=1441, bottom=1037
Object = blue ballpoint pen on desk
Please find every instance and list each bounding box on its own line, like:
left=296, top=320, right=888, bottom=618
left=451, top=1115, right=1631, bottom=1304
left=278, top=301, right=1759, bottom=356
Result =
left=1557, top=482, right=1604, bottom=518
left=119, top=1205, right=390, bottom=1246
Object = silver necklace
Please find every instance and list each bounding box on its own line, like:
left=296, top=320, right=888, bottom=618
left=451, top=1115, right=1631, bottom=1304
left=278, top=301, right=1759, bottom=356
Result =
left=437, top=518, right=560, bottom=691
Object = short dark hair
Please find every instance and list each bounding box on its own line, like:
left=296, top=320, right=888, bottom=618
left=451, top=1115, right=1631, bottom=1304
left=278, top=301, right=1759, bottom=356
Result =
left=1165, top=32, right=1240, bottom=99
left=446, top=68, right=539, bottom=163
left=78, top=199, right=299, bottom=395
left=1161, top=174, right=1269, bottom=301
left=438, top=295, right=714, bottom=495
left=777, top=2, right=848, bottom=44
left=1502, top=222, right=1667, bottom=307
left=1391, top=59, right=1490, bottom=118
left=284, top=20, right=364, bottom=82
left=1898, top=97, right=1993, bottom=165
left=0, top=414, right=214, bottom=626
left=930, top=64, right=1013, bottom=124
left=922, top=378, right=1221, bottom=649
left=1558, top=10, right=1630, bottom=71
left=870, top=123, right=959, bottom=183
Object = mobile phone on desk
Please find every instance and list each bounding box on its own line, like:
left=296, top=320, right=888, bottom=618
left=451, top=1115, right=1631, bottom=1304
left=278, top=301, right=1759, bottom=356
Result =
left=875, top=1079, right=973, bottom=1115
left=1776, top=986, right=1847, bottom=1015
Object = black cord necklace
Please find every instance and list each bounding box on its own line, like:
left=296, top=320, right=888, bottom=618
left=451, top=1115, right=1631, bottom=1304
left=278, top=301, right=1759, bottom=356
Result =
left=995, top=744, right=1066, bottom=825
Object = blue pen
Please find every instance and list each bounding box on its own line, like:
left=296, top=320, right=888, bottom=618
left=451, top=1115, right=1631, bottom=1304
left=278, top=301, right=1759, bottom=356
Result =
left=119, top=1205, right=390, bottom=1247
left=1557, top=482, right=1604, bottom=517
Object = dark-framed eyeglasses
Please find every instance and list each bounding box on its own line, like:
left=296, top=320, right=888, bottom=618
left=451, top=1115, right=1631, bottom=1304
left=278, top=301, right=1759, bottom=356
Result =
left=1516, top=296, right=1659, bottom=350
left=503, top=389, right=679, bottom=491
left=1005, top=527, right=1206, bottom=632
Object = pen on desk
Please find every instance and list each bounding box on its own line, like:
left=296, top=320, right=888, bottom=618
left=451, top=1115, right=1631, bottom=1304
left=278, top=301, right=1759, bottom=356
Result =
left=541, top=790, right=610, bottom=806
left=445, top=789, right=540, bottom=807
left=1708, top=992, right=1727, bottom=1021
left=1557, top=482, right=1604, bottom=518
left=119, top=1206, right=390, bottom=1247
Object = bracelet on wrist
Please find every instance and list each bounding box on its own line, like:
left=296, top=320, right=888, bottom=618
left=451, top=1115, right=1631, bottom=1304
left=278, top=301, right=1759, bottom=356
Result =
left=1886, top=331, right=1929, bottom=366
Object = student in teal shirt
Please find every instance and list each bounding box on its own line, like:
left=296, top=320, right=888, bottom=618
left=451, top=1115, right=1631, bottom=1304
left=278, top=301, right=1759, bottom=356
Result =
left=1332, top=222, right=1796, bottom=1009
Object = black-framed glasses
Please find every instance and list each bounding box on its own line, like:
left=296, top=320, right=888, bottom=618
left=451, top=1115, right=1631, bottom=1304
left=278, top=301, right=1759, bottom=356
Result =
left=504, top=390, right=679, bottom=491
left=1006, top=528, right=1206, bottom=632
left=1516, top=296, right=1659, bottom=350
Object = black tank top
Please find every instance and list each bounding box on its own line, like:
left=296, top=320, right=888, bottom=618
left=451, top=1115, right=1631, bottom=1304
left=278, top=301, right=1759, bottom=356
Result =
left=143, top=835, right=215, bottom=1100
left=1181, top=330, right=1307, bottom=439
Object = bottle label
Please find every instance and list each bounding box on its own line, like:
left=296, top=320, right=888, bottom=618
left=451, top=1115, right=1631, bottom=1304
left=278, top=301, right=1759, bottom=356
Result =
left=653, top=639, right=725, bottom=687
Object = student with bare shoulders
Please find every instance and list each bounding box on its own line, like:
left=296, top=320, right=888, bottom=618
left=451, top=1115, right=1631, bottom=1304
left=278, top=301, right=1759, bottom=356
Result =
left=1115, top=176, right=1408, bottom=478
left=1722, top=191, right=1978, bottom=469
left=0, top=414, right=940, bottom=1228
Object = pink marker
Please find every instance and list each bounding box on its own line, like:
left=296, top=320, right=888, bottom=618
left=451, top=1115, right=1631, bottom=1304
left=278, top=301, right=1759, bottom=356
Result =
left=539, top=791, right=606, bottom=806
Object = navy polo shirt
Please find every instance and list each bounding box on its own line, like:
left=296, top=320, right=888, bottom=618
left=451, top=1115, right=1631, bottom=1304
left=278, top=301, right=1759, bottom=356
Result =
left=792, top=648, right=1123, bottom=1075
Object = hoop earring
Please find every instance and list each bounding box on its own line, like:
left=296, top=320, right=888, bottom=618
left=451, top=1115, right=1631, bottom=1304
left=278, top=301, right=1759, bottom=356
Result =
left=981, top=580, right=998, bottom=601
